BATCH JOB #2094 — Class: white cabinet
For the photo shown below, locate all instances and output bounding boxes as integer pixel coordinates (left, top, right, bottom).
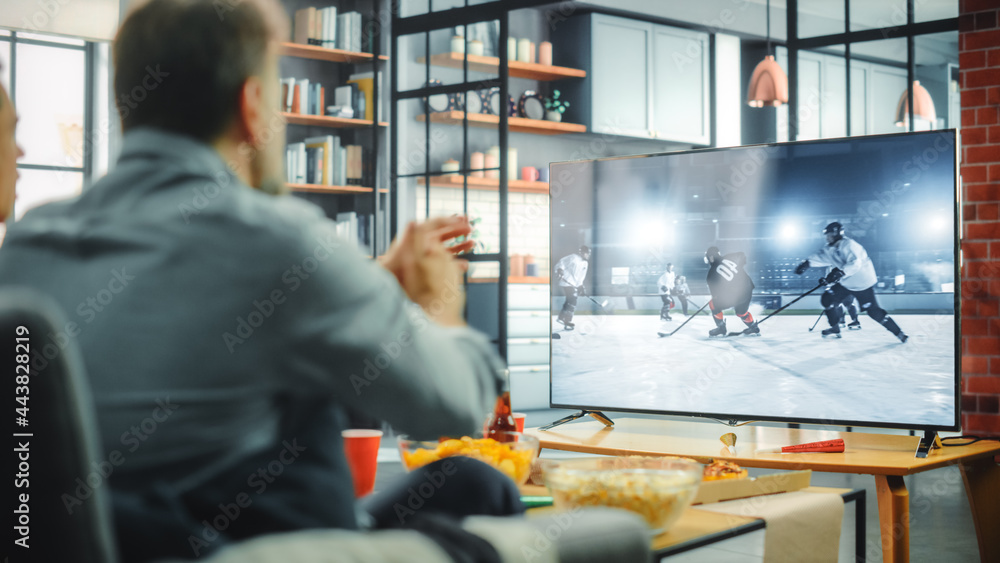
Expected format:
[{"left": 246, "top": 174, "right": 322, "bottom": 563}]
[
  {"left": 779, "top": 49, "right": 911, "bottom": 139},
  {"left": 554, "top": 14, "right": 711, "bottom": 145},
  {"left": 506, "top": 284, "right": 551, "bottom": 410},
  {"left": 466, "top": 283, "right": 552, "bottom": 410}
]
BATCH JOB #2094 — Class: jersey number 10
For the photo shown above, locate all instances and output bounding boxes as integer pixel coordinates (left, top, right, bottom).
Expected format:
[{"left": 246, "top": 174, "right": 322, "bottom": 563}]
[{"left": 717, "top": 259, "right": 739, "bottom": 281}]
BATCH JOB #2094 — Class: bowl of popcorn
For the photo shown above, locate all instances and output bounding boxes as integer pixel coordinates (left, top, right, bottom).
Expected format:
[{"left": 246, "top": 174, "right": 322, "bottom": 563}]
[
  {"left": 541, "top": 456, "right": 702, "bottom": 533},
  {"left": 397, "top": 432, "right": 540, "bottom": 485}
]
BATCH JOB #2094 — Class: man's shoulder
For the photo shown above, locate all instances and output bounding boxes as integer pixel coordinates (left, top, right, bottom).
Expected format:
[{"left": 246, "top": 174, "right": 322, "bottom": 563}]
[{"left": 838, "top": 237, "right": 864, "bottom": 252}]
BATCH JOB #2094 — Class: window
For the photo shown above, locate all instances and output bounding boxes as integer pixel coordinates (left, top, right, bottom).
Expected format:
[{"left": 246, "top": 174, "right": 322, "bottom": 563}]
[
  {"left": 786, "top": 2, "right": 958, "bottom": 140},
  {"left": 1, "top": 30, "right": 91, "bottom": 221}
]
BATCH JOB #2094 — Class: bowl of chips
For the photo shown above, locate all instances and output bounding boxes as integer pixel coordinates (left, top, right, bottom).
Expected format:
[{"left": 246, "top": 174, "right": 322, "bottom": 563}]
[
  {"left": 397, "top": 432, "right": 539, "bottom": 485},
  {"left": 541, "top": 456, "right": 702, "bottom": 533}
]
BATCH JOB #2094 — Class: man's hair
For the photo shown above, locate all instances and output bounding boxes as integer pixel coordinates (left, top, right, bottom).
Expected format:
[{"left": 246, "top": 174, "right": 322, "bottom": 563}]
[{"left": 113, "top": 0, "right": 287, "bottom": 142}]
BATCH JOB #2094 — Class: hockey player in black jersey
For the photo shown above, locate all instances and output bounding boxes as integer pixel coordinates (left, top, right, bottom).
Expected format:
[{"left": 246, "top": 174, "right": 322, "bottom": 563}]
[{"left": 704, "top": 246, "right": 760, "bottom": 337}]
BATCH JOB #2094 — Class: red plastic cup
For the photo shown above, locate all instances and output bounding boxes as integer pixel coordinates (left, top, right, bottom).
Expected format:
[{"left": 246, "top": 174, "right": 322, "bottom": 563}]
[
  {"left": 513, "top": 412, "right": 526, "bottom": 433},
  {"left": 342, "top": 429, "right": 383, "bottom": 498}
]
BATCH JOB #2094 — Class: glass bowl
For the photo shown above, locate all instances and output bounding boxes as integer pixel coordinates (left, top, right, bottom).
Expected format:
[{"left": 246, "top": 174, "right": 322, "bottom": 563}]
[
  {"left": 541, "top": 456, "right": 702, "bottom": 532},
  {"left": 397, "top": 432, "right": 540, "bottom": 485}
]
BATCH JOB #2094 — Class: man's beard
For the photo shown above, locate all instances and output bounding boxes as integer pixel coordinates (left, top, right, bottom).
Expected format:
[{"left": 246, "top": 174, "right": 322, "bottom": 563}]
[{"left": 249, "top": 147, "right": 288, "bottom": 196}]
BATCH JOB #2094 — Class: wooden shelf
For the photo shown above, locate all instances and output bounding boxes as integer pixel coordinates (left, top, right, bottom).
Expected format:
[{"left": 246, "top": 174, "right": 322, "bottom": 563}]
[
  {"left": 416, "top": 111, "right": 585, "bottom": 135},
  {"left": 469, "top": 276, "right": 550, "bottom": 284},
  {"left": 283, "top": 112, "right": 388, "bottom": 128},
  {"left": 288, "top": 183, "right": 373, "bottom": 194},
  {"left": 416, "top": 174, "right": 548, "bottom": 194},
  {"left": 280, "top": 42, "right": 387, "bottom": 63},
  {"left": 417, "top": 52, "right": 585, "bottom": 81}
]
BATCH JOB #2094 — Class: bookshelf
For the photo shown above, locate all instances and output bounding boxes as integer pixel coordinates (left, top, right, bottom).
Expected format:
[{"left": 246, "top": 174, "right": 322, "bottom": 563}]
[{"left": 280, "top": 0, "right": 387, "bottom": 255}]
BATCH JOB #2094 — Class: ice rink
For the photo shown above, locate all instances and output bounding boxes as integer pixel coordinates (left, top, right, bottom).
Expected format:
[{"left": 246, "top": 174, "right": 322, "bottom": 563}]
[{"left": 551, "top": 310, "right": 956, "bottom": 427}]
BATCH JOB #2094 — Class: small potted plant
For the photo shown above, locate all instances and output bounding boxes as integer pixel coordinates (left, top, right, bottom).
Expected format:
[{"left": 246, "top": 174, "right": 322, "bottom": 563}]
[{"left": 544, "top": 90, "right": 570, "bottom": 122}]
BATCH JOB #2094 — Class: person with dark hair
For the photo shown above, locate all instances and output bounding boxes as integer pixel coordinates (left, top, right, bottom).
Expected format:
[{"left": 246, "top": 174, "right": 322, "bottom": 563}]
[
  {"left": 0, "top": 1, "right": 520, "bottom": 560},
  {"left": 704, "top": 246, "right": 759, "bottom": 337},
  {"left": 657, "top": 263, "right": 675, "bottom": 321},
  {"left": 794, "top": 222, "right": 907, "bottom": 341},
  {"left": 554, "top": 245, "right": 591, "bottom": 330},
  {"left": 0, "top": 63, "right": 24, "bottom": 221}
]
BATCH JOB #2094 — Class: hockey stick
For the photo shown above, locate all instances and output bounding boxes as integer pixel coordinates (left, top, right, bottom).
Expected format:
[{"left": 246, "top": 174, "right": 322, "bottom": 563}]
[
  {"left": 658, "top": 300, "right": 711, "bottom": 337},
  {"left": 726, "top": 281, "right": 826, "bottom": 337},
  {"left": 556, "top": 272, "right": 611, "bottom": 312},
  {"left": 807, "top": 310, "right": 825, "bottom": 332}
]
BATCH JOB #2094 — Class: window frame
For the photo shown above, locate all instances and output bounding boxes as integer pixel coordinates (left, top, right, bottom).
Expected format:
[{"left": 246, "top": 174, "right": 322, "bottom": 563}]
[{"left": 1, "top": 30, "right": 94, "bottom": 217}]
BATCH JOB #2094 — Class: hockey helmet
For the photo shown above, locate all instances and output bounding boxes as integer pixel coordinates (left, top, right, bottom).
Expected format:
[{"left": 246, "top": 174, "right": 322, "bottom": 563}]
[
  {"left": 704, "top": 246, "right": 721, "bottom": 264},
  {"left": 823, "top": 222, "right": 844, "bottom": 244}
]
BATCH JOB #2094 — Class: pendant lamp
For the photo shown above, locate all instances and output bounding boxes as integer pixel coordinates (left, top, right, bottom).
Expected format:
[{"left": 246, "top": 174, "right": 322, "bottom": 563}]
[
  {"left": 894, "top": 81, "right": 937, "bottom": 128},
  {"left": 747, "top": 0, "right": 789, "bottom": 108}
]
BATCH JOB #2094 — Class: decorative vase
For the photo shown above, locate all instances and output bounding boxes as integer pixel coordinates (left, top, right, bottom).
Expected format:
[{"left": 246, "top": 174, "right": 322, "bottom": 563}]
[
  {"left": 539, "top": 41, "right": 553, "bottom": 66},
  {"left": 517, "top": 38, "right": 531, "bottom": 63},
  {"left": 470, "top": 152, "right": 485, "bottom": 178},
  {"left": 546, "top": 110, "right": 562, "bottom": 122}
]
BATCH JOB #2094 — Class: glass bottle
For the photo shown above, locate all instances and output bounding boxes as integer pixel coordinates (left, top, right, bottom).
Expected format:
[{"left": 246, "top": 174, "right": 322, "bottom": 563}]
[{"left": 486, "top": 370, "right": 516, "bottom": 442}]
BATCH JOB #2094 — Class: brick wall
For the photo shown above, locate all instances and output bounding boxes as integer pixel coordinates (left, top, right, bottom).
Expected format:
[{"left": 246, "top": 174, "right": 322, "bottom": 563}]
[{"left": 960, "top": 0, "right": 1000, "bottom": 434}]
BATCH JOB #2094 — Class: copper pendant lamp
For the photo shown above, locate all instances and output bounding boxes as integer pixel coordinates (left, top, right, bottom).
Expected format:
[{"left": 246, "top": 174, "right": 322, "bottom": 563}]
[
  {"left": 747, "top": 0, "right": 789, "bottom": 108},
  {"left": 894, "top": 80, "right": 937, "bottom": 127}
]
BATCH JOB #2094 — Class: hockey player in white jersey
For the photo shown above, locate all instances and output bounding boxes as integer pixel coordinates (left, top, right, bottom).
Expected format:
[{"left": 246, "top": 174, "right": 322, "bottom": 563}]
[
  {"left": 794, "top": 222, "right": 907, "bottom": 342},
  {"left": 555, "top": 245, "right": 591, "bottom": 330},
  {"left": 657, "top": 263, "right": 676, "bottom": 321}
]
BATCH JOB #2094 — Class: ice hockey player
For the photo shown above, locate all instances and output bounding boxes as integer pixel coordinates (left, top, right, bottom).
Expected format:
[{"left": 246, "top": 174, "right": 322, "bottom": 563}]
[
  {"left": 657, "top": 263, "right": 676, "bottom": 321},
  {"left": 673, "top": 275, "right": 691, "bottom": 315},
  {"left": 555, "top": 245, "right": 591, "bottom": 330},
  {"left": 794, "top": 222, "right": 907, "bottom": 342},
  {"left": 704, "top": 246, "right": 759, "bottom": 337}
]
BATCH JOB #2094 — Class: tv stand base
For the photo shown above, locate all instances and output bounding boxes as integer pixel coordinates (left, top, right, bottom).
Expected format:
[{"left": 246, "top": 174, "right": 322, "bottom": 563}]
[
  {"left": 915, "top": 429, "right": 941, "bottom": 458},
  {"left": 539, "top": 410, "right": 614, "bottom": 431}
]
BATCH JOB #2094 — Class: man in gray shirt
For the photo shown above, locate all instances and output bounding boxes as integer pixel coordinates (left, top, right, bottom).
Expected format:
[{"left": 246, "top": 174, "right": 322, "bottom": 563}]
[{"left": 0, "top": 0, "right": 513, "bottom": 559}]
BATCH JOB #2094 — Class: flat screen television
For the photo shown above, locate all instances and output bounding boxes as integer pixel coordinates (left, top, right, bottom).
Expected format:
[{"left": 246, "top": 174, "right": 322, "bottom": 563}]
[{"left": 549, "top": 130, "right": 960, "bottom": 431}]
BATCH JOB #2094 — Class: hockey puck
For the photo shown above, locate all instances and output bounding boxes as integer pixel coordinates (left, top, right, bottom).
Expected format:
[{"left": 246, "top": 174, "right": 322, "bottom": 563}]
[{"left": 551, "top": 333, "right": 561, "bottom": 339}]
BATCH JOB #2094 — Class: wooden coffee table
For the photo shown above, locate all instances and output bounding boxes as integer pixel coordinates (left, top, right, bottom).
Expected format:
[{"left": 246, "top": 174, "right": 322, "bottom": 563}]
[
  {"left": 525, "top": 417, "right": 1000, "bottom": 563},
  {"left": 522, "top": 483, "right": 864, "bottom": 559}
]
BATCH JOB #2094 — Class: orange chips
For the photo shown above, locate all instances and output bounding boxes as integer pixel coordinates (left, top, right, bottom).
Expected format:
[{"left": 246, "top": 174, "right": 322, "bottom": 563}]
[{"left": 401, "top": 436, "right": 534, "bottom": 483}]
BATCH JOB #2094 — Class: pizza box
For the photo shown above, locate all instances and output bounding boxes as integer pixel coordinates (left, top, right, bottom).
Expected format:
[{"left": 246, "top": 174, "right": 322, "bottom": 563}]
[{"left": 693, "top": 469, "right": 812, "bottom": 505}]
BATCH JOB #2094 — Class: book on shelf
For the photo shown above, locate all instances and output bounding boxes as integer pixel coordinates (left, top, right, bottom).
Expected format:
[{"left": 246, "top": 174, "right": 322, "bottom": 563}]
[
  {"left": 335, "top": 11, "right": 362, "bottom": 52},
  {"left": 286, "top": 142, "right": 307, "bottom": 184},
  {"left": 280, "top": 77, "right": 327, "bottom": 116},
  {"left": 347, "top": 71, "right": 382, "bottom": 121},
  {"left": 293, "top": 7, "right": 314, "bottom": 45},
  {"left": 285, "top": 137, "right": 367, "bottom": 188},
  {"left": 293, "top": 6, "right": 341, "bottom": 48}
]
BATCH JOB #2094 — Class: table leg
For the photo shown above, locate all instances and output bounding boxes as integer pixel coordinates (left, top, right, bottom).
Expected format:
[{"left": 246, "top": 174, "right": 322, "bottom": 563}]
[
  {"left": 960, "top": 457, "right": 1000, "bottom": 563},
  {"left": 875, "top": 475, "right": 908, "bottom": 563}
]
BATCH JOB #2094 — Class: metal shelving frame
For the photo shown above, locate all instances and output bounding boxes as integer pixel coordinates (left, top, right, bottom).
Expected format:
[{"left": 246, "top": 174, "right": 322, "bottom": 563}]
[{"left": 391, "top": 0, "right": 558, "bottom": 360}]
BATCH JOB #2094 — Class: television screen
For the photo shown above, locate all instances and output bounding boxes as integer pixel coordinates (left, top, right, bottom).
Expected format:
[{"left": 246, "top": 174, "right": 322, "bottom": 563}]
[{"left": 549, "top": 131, "right": 960, "bottom": 430}]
